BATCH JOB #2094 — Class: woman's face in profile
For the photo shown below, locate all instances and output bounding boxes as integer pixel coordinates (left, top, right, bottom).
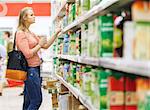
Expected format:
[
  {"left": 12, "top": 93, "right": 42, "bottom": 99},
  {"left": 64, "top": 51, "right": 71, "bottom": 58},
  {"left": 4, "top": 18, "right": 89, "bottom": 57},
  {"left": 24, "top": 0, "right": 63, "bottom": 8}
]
[{"left": 25, "top": 9, "right": 35, "bottom": 24}]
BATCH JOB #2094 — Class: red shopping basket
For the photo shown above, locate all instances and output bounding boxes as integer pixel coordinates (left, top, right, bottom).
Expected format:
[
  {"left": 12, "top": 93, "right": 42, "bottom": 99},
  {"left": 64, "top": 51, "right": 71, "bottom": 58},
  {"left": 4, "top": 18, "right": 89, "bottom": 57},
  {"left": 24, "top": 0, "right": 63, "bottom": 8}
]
[{"left": 7, "top": 79, "right": 24, "bottom": 87}]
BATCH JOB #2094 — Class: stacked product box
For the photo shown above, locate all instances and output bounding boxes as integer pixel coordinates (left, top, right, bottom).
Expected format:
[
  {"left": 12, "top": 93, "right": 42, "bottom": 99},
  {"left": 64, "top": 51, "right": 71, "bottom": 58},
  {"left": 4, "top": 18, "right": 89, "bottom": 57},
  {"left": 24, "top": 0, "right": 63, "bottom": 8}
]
[
  {"left": 99, "top": 15, "right": 114, "bottom": 57},
  {"left": 108, "top": 72, "right": 125, "bottom": 110},
  {"left": 125, "top": 75, "right": 137, "bottom": 110}
]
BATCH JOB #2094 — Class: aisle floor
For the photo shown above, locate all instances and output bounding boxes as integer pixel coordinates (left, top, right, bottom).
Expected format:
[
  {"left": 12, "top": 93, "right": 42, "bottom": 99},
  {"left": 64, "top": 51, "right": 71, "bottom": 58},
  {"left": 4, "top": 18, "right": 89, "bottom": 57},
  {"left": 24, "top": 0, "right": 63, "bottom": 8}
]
[{"left": 0, "top": 87, "right": 52, "bottom": 110}]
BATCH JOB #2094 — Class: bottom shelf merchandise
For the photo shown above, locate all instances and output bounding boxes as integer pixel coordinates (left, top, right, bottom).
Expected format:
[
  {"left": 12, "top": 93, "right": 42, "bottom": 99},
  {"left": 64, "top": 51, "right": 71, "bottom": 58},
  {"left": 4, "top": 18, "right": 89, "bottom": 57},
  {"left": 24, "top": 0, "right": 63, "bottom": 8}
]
[{"left": 53, "top": 58, "right": 150, "bottom": 110}]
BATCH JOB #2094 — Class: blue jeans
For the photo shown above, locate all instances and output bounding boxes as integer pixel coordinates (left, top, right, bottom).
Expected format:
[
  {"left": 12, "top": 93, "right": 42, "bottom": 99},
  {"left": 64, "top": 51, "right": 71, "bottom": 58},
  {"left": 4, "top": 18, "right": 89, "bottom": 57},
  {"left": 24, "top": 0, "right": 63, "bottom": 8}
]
[{"left": 23, "top": 66, "right": 42, "bottom": 110}]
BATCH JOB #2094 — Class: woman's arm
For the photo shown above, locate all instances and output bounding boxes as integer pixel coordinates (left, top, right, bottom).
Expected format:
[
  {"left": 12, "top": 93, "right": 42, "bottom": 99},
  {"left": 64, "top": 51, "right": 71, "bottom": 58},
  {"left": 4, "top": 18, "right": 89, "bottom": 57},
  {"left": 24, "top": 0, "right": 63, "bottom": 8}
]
[
  {"left": 17, "top": 31, "right": 46, "bottom": 58},
  {"left": 41, "top": 29, "right": 61, "bottom": 49},
  {"left": 31, "top": 44, "right": 42, "bottom": 55}
]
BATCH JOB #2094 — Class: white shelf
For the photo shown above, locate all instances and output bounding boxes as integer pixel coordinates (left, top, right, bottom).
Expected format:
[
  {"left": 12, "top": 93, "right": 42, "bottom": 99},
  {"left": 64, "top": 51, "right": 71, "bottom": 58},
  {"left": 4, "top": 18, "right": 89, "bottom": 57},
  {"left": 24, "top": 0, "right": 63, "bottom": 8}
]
[
  {"left": 56, "top": 55, "right": 150, "bottom": 77},
  {"left": 61, "top": 0, "right": 133, "bottom": 34},
  {"left": 78, "top": 93, "right": 97, "bottom": 110},
  {"left": 52, "top": 1, "right": 67, "bottom": 22},
  {"left": 55, "top": 74, "right": 97, "bottom": 110},
  {"left": 99, "top": 58, "right": 150, "bottom": 77},
  {"left": 55, "top": 74, "right": 78, "bottom": 98},
  {"left": 57, "top": 54, "right": 78, "bottom": 62},
  {"left": 78, "top": 56, "right": 100, "bottom": 66},
  {"left": 52, "top": 0, "right": 75, "bottom": 22}
]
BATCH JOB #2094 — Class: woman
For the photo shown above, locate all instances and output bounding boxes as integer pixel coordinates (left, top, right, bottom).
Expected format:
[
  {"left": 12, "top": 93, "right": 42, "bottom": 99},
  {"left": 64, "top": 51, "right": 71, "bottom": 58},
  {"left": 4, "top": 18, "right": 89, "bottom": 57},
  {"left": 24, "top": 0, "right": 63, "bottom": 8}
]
[{"left": 16, "top": 7, "right": 61, "bottom": 110}]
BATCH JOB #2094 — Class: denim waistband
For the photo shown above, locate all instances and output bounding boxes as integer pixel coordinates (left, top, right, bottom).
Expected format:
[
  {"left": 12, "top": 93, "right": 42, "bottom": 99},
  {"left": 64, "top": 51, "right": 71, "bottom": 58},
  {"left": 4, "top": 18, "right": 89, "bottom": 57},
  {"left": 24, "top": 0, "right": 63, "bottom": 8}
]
[
  {"left": 28, "top": 66, "right": 40, "bottom": 69},
  {"left": 27, "top": 66, "right": 40, "bottom": 77}
]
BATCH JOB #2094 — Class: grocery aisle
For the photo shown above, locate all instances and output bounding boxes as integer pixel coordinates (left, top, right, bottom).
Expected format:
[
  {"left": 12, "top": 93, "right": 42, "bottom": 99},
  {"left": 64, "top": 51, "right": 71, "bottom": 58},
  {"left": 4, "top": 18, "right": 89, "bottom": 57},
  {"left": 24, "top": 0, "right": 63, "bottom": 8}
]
[
  {"left": 0, "top": 87, "right": 52, "bottom": 110},
  {"left": 1, "top": 0, "right": 150, "bottom": 110},
  {"left": 50, "top": 0, "right": 150, "bottom": 110}
]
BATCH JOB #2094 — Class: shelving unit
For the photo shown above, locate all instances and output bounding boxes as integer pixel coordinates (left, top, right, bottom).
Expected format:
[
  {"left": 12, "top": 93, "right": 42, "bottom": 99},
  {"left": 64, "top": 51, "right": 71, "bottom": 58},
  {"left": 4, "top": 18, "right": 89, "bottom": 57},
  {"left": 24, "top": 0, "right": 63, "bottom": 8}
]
[
  {"left": 55, "top": 74, "right": 97, "bottom": 110},
  {"left": 52, "top": 1, "right": 67, "bottom": 21},
  {"left": 55, "top": 74, "right": 78, "bottom": 98},
  {"left": 56, "top": 55, "right": 150, "bottom": 77},
  {"left": 52, "top": 0, "right": 150, "bottom": 77},
  {"left": 52, "top": 0, "right": 75, "bottom": 22},
  {"left": 51, "top": 0, "right": 150, "bottom": 110},
  {"left": 61, "top": 0, "right": 134, "bottom": 34}
]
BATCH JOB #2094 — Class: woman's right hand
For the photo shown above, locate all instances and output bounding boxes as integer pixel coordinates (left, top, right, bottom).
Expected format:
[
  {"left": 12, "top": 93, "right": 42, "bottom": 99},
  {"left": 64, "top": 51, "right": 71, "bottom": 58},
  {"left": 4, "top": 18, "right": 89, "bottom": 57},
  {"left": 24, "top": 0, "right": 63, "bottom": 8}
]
[
  {"left": 39, "top": 37, "right": 47, "bottom": 47},
  {"left": 56, "top": 28, "right": 61, "bottom": 35}
]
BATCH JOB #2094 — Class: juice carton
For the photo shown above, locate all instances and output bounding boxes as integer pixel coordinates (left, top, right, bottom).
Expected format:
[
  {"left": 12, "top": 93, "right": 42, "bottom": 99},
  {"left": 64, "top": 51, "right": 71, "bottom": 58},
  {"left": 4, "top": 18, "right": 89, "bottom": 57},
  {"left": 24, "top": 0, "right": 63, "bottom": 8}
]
[
  {"left": 99, "top": 15, "right": 114, "bottom": 57},
  {"left": 108, "top": 72, "right": 125, "bottom": 110},
  {"left": 98, "top": 69, "right": 111, "bottom": 110},
  {"left": 132, "top": 1, "right": 150, "bottom": 22},
  {"left": 91, "top": 68, "right": 100, "bottom": 109},
  {"left": 88, "top": 18, "right": 99, "bottom": 57},
  {"left": 81, "top": 0, "right": 90, "bottom": 15},
  {"left": 125, "top": 75, "right": 137, "bottom": 110},
  {"left": 133, "top": 23, "right": 150, "bottom": 60},
  {"left": 136, "top": 77, "right": 150, "bottom": 110},
  {"left": 123, "top": 21, "right": 135, "bottom": 59},
  {"left": 81, "top": 24, "right": 88, "bottom": 56}
]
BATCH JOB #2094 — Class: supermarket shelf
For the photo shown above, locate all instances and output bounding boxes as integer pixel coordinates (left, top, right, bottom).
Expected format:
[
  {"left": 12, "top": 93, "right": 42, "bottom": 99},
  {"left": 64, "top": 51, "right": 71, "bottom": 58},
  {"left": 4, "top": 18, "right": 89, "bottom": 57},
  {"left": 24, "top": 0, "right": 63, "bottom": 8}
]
[
  {"left": 55, "top": 74, "right": 97, "bottom": 110},
  {"left": 57, "top": 55, "right": 99, "bottom": 66},
  {"left": 55, "top": 74, "right": 78, "bottom": 98},
  {"left": 62, "top": 0, "right": 133, "bottom": 33},
  {"left": 56, "top": 55, "right": 150, "bottom": 77},
  {"left": 52, "top": 0, "right": 75, "bottom": 22},
  {"left": 99, "top": 58, "right": 150, "bottom": 77},
  {"left": 57, "top": 54, "right": 78, "bottom": 62},
  {"left": 52, "top": 1, "right": 67, "bottom": 22},
  {"left": 78, "top": 56, "right": 100, "bottom": 66},
  {"left": 78, "top": 94, "right": 97, "bottom": 110}
]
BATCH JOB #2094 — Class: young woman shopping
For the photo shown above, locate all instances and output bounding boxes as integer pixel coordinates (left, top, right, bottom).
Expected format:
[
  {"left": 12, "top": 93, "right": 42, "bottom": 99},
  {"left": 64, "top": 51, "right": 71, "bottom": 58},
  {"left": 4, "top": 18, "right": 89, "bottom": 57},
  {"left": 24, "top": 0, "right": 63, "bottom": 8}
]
[{"left": 16, "top": 7, "right": 61, "bottom": 110}]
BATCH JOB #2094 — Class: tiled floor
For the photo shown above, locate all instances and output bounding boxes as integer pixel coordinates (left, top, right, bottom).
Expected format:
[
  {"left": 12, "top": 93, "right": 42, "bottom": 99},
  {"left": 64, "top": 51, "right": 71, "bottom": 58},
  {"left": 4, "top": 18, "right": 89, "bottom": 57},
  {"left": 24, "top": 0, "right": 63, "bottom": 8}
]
[{"left": 0, "top": 87, "right": 52, "bottom": 110}]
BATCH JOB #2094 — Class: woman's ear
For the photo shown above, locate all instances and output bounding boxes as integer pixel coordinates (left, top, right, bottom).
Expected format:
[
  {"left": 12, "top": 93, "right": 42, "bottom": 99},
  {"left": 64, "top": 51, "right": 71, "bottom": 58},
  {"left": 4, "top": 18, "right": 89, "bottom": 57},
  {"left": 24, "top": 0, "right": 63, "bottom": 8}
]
[{"left": 23, "top": 15, "right": 27, "bottom": 21}]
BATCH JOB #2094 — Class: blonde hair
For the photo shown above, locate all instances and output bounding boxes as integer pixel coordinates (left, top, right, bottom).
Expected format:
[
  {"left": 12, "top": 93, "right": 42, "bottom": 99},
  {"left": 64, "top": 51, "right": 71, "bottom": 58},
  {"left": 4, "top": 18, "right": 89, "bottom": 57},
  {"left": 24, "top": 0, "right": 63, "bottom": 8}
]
[{"left": 17, "top": 7, "right": 33, "bottom": 31}]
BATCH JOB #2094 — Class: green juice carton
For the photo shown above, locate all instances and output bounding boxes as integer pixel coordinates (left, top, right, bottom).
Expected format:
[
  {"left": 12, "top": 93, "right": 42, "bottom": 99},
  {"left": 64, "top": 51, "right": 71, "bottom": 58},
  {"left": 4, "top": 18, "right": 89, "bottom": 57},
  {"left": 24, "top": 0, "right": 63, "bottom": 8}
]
[
  {"left": 81, "top": 0, "right": 90, "bottom": 15},
  {"left": 81, "top": 24, "right": 88, "bottom": 56},
  {"left": 75, "top": 30, "right": 81, "bottom": 55},
  {"left": 99, "top": 15, "right": 114, "bottom": 57},
  {"left": 82, "top": 66, "right": 92, "bottom": 101},
  {"left": 88, "top": 18, "right": 99, "bottom": 57},
  {"left": 80, "top": 65, "right": 85, "bottom": 93},
  {"left": 68, "top": 4, "right": 72, "bottom": 24},
  {"left": 146, "top": 92, "right": 150, "bottom": 110},
  {"left": 69, "top": 33, "right": 76, "bottom": 55},
  {"left": 91, "top": 68, "right": 100, "bottom": 109},
  {"left": 71, "top": 64, "right": 76, "bottom": 86},
  {"left": 76, "top": 64, "right": 82, "bottom": 89},
  {"left": 71, "top": 3, "right": 76, "bottom": 22},
  {"left": 98, "top": 69, "right": 112, "bottom": 110}
]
